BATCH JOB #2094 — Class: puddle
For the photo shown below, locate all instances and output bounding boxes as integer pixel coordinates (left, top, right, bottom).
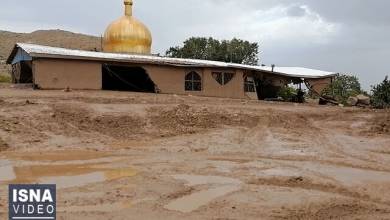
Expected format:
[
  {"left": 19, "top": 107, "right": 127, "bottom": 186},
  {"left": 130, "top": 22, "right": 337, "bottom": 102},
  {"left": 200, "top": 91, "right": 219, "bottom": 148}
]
[
  {"left": 165, "top": 175, "right": 242, "bottom": 213},
  {"left": 21, "top": 156, "right": 127, "bottom": 166},
  {"left": 41, "top": 172, "right": 106, "bottom": 189},
  {"left": 1, "top": 163, "right": 136, "bottom": 189},
  {"left": 255, "top": 163, "right": 390, "bottom": 186},
  {"left": 165, "top": 185, "right": 240, "bottom": 213},
  {"left": 305, "top": 164, "right": 390, "bottom": 185},
  {"left": 4, "top": 150, "right": 113, "bottom": 162},
  {"left": 41, "top": 168, "right": 136, "bottom": 189},
  {"left": 258, "top": 167, "right": 302, "bottom": 177},
  {"left": 0, "top": 150, "right": 135, "bottom": 188}
]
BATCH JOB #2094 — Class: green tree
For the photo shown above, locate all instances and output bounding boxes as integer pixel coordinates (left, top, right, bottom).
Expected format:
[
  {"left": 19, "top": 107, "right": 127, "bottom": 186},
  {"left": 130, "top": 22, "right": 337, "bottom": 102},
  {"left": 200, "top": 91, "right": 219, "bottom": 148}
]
[
  {"left": 371, "top": 76, "right": 390, "bottom": 109},
  {"left": 165, "top": 37, "right": 259, "bottom": 65},
  {"left": 322, "top": 74, "right": 362, "bottom": 104}
]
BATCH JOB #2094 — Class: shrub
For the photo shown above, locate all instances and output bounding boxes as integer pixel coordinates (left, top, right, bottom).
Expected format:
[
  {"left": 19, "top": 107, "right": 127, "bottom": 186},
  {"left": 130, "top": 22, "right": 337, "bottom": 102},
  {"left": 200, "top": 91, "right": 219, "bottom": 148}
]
[
  {"left": 322, "top": 74, "right": 362, "bottom": 104},
  {"left": 0, "top": 74, "right": 11, "bottom": 83},
  {"left": 278, "top": 86, "right": 305, "bottom": 102},
  {"left": 371, "top": 76, "right": 390, "bottom": 109}
]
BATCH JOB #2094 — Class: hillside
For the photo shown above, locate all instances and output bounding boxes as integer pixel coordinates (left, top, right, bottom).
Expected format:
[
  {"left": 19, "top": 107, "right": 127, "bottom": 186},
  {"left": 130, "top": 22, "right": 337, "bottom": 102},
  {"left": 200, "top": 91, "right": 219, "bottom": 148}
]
[{"left": 0, "top": 29, "right": 101, "bottom": 75}]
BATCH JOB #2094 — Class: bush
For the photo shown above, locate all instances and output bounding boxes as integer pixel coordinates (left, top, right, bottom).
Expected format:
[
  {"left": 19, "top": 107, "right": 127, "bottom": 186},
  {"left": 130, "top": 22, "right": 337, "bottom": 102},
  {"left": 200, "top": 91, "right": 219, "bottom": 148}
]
[
  {"left": 371, "top": 76, "right": 390, "bottom": 109},
  {"left": 278, "top": 86, "right": 297, "bottom": 101},
  {"left": 0, "top": 74, "right": 11, "bottom": 83},
  {"left": 322, "top": 74, "right": 362, "bottom": 104},
  {"left": 278, "top": 86, "right": 305, "bottom": 102}
]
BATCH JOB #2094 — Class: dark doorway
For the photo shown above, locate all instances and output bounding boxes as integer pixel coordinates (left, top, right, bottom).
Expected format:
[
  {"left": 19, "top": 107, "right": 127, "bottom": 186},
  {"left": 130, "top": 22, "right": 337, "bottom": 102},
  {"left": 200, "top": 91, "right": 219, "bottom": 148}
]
[
  {"left": 11, "top": 61, "right": 33, "bottom": 84},
  {"left": 255, "top": 78, "right": 280, "bottom": 100},
  {"left": 102, "top": 65, "right": 156, "bottom": 93}
]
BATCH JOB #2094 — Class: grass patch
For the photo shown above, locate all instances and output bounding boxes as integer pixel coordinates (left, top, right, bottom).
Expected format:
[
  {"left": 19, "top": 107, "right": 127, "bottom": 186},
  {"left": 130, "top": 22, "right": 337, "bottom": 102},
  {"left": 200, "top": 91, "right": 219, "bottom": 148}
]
[{"left": 0, "top": 74, "right": 11, "bottom": 83}]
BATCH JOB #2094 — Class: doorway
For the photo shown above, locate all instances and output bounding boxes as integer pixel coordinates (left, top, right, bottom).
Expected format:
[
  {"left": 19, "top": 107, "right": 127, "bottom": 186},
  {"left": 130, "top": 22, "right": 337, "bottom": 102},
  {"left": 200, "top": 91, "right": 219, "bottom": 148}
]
[
  {"left": 255, "top": 78, "right": 280, "bottom": 100},
  {"left": 102, "top": 64, "right": 156, "bottom": 93},
  {"left": 11, "top": 61, "right": 33, "bottom": 83}
]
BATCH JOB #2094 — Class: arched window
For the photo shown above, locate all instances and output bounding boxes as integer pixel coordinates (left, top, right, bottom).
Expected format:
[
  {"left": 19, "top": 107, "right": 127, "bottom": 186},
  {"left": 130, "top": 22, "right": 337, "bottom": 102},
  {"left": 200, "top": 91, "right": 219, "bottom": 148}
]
[
  {"left": 212, "top": 72, "right": 235, "bottom": 85},
  {"left": 185, "top": 71, "right": 202, "bottom": 91}
]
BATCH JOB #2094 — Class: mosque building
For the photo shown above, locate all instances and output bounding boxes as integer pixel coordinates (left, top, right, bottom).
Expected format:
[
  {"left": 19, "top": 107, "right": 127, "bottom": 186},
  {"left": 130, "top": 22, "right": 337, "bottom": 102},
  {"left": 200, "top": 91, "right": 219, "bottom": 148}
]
[{"left": 6, "top": 0, "right": 335, "bottom": 100}]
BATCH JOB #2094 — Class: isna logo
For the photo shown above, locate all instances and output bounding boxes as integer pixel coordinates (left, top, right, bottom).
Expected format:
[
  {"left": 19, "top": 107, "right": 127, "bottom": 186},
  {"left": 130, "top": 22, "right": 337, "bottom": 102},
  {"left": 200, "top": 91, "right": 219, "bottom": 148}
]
[{"left": 9, "top": 184, "right": 56, "bottom": 220}]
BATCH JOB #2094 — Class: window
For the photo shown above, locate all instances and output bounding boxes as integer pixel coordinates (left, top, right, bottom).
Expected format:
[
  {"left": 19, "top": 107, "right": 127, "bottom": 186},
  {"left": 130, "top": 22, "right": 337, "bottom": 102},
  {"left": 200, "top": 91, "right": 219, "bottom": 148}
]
[
  {"left": 212, "top": 72, "right": 235, "bottom": 85},
  {"left": 244, "top": 76, "right": 256, "bottom": 92},
  {"left": 185, "top": 71, "right": 202, "bottom": 91}
]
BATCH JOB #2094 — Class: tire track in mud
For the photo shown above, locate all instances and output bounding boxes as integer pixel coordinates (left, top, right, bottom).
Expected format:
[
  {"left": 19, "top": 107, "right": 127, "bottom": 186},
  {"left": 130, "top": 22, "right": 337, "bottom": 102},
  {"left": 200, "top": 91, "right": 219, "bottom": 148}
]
[
  {"left": 247, "top": 176, "right": 390, "bottom": 207},
  {"left": 274, "top": 200, "right": 390, "bottom": 220},
  {"left": 207, "top": 116, "right": 390, "bottom": 173},
  {"left": 210, "top": 154, "right": 390, "bottom": 174},
  {"left": 224, "top": 112, "right": 318, "bottom": 156},
  {"left": 207, "top": 153, "right": 390, "bottom": 208},
  {"left": 304, "top": 112, "right": 390, "bottom": 173}
]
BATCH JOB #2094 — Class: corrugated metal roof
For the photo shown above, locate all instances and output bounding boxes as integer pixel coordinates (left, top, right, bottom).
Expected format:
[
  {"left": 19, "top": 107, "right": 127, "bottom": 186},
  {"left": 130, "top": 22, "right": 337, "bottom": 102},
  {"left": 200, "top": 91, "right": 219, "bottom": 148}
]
[{"left": 9, "top": 43, "right": 337, "bottom": 79}]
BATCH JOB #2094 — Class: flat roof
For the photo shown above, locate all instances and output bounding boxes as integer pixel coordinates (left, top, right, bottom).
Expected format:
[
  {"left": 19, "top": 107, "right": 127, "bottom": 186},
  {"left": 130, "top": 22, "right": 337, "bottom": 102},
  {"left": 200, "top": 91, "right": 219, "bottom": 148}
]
[{"left": 7, "top": 43, "right": 337, "bottom": 79}]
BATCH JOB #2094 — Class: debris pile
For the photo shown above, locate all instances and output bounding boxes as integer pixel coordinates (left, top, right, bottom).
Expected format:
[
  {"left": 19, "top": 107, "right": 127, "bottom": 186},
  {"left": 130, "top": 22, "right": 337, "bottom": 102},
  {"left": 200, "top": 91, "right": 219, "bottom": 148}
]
[
  {"left": 150, "top": 104, "right": 259, "bottom": 136},
  {"left": 46, "top": 104, "right": 146, "bottom": 139},
  {"left": 347, "top": 94, "right": 371, "bottom": 107}
]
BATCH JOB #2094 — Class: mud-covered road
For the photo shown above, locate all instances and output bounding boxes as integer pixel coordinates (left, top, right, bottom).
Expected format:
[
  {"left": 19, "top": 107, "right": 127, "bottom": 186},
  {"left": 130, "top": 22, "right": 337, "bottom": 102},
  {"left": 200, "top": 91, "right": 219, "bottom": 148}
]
[{"left": 0, "top": 87, "right": 390, "bottom": 219}]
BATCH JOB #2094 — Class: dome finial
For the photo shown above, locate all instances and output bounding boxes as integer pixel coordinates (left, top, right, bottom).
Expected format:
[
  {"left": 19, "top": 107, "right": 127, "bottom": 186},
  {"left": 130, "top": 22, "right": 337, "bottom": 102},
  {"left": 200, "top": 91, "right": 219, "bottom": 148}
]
[
  {"left": 124, "top": 0, "right": 133, "bottom": 17},
  {"left": 103, "top": 0, "right": 152, "bottom": 54}
]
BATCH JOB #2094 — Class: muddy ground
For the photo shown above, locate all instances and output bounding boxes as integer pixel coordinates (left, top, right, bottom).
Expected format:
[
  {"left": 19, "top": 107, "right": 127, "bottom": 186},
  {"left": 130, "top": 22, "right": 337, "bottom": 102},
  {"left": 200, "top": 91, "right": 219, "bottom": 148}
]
[{"left": 0, "top": 87, "right": 390, "bottom": 219}]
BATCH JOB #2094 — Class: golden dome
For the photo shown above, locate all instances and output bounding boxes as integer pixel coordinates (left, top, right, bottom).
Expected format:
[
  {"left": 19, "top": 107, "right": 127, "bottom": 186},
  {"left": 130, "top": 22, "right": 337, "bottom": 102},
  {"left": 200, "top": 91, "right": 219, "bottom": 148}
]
[{"left": 103, "top": 0, "right": 152, "bottom": 54}]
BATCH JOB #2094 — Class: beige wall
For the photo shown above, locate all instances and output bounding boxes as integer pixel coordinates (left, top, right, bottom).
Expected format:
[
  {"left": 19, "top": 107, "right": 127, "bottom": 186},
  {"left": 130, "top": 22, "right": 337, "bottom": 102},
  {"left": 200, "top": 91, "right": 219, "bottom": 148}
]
[
  {"left": 142, "top": 65, "right": 201, "bottom": 95},
  {"left": 32, "top": 59, "right": 250, "bottom": 99},
  {"left": 203, "top": 68, "right": 245, "bottom": 99},
  {"left": 33, "top": 59, "right": 102, "bottom": 90},
  {"left": 144, "top": 65, "right": 248, "bottom": 99}
]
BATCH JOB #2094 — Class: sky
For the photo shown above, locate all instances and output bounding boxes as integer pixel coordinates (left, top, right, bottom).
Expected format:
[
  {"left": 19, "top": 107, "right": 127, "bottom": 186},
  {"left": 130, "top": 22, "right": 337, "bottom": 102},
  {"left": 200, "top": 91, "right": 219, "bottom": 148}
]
[{"left": 0, "top": 0, "right": 389, "bottom": 90}]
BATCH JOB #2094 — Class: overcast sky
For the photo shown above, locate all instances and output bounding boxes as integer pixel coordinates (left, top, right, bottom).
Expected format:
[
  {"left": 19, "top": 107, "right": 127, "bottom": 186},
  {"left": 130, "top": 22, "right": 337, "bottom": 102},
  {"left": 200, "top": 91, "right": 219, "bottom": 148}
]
[{"left": 1, "top": 0, "right": 389, "bottom": 90}]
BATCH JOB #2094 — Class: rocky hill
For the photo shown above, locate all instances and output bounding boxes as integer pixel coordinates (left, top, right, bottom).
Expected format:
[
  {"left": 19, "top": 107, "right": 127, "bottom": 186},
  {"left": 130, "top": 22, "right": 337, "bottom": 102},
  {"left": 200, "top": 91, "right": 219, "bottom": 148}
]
[{"left": 0, "top": 29, "right": 101, "bottom": 76}]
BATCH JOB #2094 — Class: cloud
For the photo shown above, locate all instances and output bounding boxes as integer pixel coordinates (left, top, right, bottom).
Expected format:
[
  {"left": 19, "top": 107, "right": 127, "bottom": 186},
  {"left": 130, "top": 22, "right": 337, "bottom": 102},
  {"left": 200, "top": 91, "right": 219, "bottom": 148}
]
[
  {"left": 233, "top": 4, "right": 339, "bottom": 44},
  {"left": 143, "top": 1, "right": 339, "bottom": 52},
  {"left": 286, "top": 5, "right": 306, "bottom": 17}
]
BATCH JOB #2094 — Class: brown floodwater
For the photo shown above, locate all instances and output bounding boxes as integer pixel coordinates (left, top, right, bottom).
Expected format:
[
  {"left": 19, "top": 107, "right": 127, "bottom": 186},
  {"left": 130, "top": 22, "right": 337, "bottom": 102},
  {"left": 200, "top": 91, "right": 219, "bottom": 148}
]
[
  {"left": 3, "top": 150, "right": 114, "bottom": 161},
  {"left": 1, "top": 163, "right": 136, "bottom": 188},
  {"left": 0, "top": 150, "right": 136, "bottom": 189}
]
